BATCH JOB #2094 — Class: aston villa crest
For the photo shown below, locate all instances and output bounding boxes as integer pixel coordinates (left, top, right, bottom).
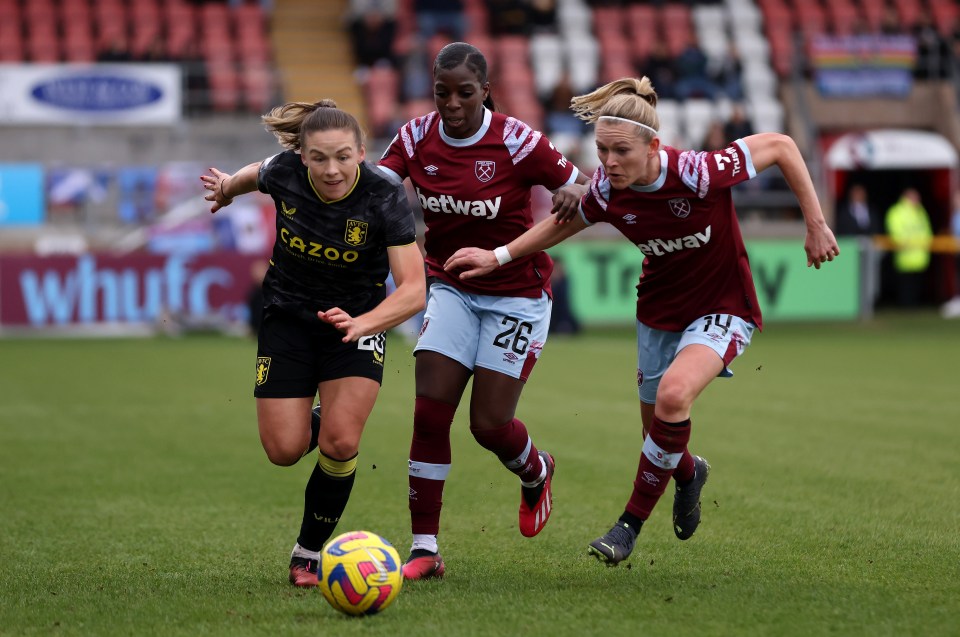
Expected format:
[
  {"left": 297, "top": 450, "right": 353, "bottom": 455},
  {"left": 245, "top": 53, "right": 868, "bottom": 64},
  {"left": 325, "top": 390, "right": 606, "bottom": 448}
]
[
  {"left": 668, "top": 198, "right": 691, "bottom": 218},
  {"left": 345, "top": 219, "right": 368, "bottom": 246},
  {"left": 475, "top": 160, "right": 495, "bottom": 183}
]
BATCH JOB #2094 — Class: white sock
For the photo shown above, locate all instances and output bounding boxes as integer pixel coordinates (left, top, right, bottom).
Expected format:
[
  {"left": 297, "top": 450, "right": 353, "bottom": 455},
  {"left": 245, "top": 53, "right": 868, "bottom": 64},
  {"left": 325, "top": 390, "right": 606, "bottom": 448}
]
[
  {"left": 520, "top": 461, "right": 547, "bottom": 488},
  {"left": 291, "top": 543, "right": 321, "bottom": 561},
  {"left": 410, "top": 534, "right": 438, "bottom": 555}
]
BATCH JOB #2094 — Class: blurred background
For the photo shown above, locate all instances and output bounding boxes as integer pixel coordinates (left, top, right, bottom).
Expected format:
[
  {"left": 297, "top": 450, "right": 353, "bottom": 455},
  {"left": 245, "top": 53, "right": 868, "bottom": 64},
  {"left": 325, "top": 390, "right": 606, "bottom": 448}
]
[{"left": 1, "top": 0, "right": 959, "bottom": 337}]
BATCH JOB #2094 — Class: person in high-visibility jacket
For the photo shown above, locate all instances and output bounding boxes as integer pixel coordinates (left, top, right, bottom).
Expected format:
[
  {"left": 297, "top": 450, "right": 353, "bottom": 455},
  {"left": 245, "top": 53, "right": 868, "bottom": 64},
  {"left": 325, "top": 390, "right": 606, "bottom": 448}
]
[{"left": 885, "top": 188, "right": 933, "bottom": 306}]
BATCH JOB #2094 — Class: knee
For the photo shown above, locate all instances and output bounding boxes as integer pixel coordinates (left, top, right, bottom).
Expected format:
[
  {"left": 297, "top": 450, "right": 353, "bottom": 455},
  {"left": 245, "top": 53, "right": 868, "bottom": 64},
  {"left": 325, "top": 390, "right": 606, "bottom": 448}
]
[
  {"left": 655, "top": 378, "right": 695, "bottom": 416},
  {"left": 261, "top": 440, "right": 302, "bottom": 467},
  {"left": 321, "top": 435, "right": 360, "bottom": 461}
]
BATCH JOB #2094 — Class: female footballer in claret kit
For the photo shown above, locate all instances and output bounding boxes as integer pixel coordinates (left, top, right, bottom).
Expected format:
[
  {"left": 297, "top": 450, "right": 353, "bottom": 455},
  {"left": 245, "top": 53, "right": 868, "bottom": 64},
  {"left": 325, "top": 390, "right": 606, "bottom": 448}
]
[{"left": 445, "top": 77, "right": 839, "bottom": 566}]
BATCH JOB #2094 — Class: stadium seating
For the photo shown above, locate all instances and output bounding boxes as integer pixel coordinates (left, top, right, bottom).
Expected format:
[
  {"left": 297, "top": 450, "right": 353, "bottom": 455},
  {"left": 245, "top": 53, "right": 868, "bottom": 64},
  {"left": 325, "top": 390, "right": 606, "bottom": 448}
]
[{"left": 0, "top": 0, "right": 275, "bottom": 114}]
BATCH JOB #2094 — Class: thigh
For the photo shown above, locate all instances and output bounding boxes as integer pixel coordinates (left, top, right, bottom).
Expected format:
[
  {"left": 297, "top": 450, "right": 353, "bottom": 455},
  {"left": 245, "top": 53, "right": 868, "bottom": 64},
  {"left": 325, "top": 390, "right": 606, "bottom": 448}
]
[
  {"left": 475, "top": 291, "right": 551, "bottom": 381},
  {"left": 414, "top": 282, "right": 482, "bottom": 371},
  {"left": 254, "top": 308, "right": 324, "bottom": 399},
  {"left": 469, "top": 366, "right": 525, "bottom": 429},
  {"left": 636, "top": 320, "right": 683, "bottom": 405},
  {"left": 257, "top": 396, "right": 313, "bottom": 465},
  {"left": 316, "top": 377, "right": 381, "bottom": 458},
  {"left": 414, "top": 350, "right": 472, "bottom": 405}
]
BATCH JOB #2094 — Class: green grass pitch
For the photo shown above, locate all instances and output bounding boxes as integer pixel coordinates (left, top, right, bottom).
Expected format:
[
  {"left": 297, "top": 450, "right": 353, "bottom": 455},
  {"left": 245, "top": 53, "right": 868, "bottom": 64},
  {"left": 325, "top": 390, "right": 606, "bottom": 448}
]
[{"left": 1, "top": 312, "right": 958, "bottom": 636}]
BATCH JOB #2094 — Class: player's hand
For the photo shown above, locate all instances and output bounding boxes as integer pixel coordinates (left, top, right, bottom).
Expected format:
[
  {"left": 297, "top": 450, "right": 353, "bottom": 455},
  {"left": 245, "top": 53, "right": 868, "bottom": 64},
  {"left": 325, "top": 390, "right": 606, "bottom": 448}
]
[
  {"left": 550, "top": 183, "right": 587, "bottom": 224},
  {"left": 318, "top": 307, "right": 365, "bottom": 342},
  {"left": 200, "top": 167, "right": 234, "bottom": 213},
  {"left": 444, "top": 247, "right": 498, "bottom": 280},
  {"left": 805, "top": 224, "right": 840, "bottom": 269}
]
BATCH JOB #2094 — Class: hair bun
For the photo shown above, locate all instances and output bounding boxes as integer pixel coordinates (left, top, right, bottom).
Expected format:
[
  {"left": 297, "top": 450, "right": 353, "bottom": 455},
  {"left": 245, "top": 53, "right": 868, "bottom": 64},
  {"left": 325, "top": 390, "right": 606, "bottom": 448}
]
[{"left": 314, "top": 98, "right": 338, "bottom": 109}]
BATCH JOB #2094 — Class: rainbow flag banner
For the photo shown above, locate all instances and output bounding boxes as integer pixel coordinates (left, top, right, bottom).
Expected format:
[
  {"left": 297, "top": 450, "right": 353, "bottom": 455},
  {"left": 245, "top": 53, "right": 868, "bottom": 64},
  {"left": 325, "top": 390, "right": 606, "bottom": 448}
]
[{"left": 811, "top": 34, "right": 917, "bottom": 97}]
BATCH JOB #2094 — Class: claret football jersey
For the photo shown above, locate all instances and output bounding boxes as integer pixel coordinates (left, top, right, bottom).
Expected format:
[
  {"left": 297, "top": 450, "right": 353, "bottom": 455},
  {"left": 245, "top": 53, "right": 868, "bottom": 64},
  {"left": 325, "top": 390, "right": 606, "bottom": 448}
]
[
  {"left": 579, "top": 140, "right": 763, "bottom": 332},
  {"left": 257, "top": 151, "right": 417, "bottom": 322},
  {"left": 378, "top": 107, "right": 578, "bottom": 298}
]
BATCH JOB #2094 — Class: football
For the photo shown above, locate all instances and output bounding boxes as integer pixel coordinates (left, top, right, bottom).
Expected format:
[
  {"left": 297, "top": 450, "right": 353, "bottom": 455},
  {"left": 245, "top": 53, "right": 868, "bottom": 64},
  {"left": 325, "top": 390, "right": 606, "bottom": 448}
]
[{"left": 318, "top": 530, "right": 403, "bottom": 616}]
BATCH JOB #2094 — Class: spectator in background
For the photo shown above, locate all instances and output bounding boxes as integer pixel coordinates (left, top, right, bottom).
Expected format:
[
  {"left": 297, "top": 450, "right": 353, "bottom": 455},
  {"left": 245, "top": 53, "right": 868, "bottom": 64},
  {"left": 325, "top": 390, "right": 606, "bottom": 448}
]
[
  {"left": 638, "top": 42, "right": 677, "bottom": 100},
  {"left": 528, "top": 0, "right": 559, "bottom": 35},
  {"left": 247, "top": 259, "right": 269, "bottom": 336},
  {"left": 487, "top": 0, "right": 529, "bottom": 36},
  {"left": 701, "top": 120, "right": 726, "bottom": 150},
  {"left": 723, "top": 103, "right": 754, "bottom": 143},
  {"left": 673, "top": 39, "right": 718, "bottom": 100},
  {"left": 835, "top": 184, "right": 878, "bottom": 237},
  {"left": 945, "top": 190, "right": 960, "bottom": 315},
  {"left": 414, "top": 0, "right": 465, "bottom": 42},
  {"left": 98, "top": 35, "right": 132, "bottom": 62},
  {"left": 711, "top": 42, "right": 744, "bottom": 101},
  {"left": 548, "top": 257, "right": 581, "bottom": 336},
  {"left": 347, "top": 0, "right": 398, "bottom": 73},
  {"left": 885, "top": 188, "right": 933, "bottom": 307},
  {"left": 913, "top": 9, "right": 950, "bottom": 79}
]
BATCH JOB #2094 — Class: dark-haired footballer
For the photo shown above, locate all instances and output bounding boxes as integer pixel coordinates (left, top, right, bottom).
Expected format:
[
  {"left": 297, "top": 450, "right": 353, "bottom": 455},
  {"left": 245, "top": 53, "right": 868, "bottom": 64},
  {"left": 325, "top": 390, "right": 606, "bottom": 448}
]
[{"left": 377, "top": 41, "right": 591, "bottom": 580}]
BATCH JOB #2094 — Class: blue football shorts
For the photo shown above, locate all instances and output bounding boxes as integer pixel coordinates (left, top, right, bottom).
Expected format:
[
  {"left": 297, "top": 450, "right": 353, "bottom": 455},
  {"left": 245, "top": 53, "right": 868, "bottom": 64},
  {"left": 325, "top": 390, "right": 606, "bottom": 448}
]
[
  {"left": 636, "top": 313, "right": 755, "bottom": 404},
  {"left": 414, "top": 281, "right": 551, "bottom": 381}
]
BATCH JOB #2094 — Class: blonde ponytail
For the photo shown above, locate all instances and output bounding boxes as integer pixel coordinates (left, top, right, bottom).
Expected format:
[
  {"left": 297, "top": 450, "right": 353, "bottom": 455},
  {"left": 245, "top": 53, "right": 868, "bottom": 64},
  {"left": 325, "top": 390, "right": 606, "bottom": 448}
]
[{"left": 570, "top": 77, "right": 659, "bottom": 138}]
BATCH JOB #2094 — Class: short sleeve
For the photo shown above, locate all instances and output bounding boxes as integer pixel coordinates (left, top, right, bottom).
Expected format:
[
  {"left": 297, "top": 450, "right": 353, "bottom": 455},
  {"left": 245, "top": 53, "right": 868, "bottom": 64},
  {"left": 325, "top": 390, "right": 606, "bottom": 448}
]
[
  {"left": 382, "top": 183, "right": 417, "bottom": 247},
  {"left": 520, "top": 135, "right": 578, "bottom": 190},
  {"left": 377, "top": 134, "right": 409, "bottom": 184},
  {"left": 678, "top": 140, "right": 756, "bottom": 199},
  {"left": 256, "top": 153, "right": 281, "bottom": 194},
  {"left": 578, "top": 166, "right": 609, "bottom": 225}
]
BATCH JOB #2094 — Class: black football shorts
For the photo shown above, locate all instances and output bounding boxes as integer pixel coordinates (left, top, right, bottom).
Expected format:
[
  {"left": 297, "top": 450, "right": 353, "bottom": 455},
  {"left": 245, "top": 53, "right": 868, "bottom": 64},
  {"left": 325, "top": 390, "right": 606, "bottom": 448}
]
[{"left": 254, "top": 306, "right": 386, "bottom": 398}]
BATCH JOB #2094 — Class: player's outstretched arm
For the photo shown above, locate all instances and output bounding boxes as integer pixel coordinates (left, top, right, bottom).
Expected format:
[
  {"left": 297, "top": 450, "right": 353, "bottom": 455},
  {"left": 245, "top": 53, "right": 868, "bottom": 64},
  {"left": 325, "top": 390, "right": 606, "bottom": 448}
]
[
  {"left": 319, "top": 242, "right": 426, "bottom": 342},
  {"left": 200, "top": 161, "right": 261, "bottom": 213},
  {"left": 444, "top": 213, "right": 588, "bottom": 279},
  {"left": 551, "top": 171, "right": 591, "bottom": 224},
  {"left": 742, "top": 133, "right": 840, "bottom": 269}
]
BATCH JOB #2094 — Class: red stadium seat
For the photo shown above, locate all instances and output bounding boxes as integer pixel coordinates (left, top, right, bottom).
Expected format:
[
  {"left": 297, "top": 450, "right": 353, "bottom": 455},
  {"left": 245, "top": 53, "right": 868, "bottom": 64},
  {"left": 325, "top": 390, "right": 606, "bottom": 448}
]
[
  {"left": 208, "top": 67, "right": 240, "bottom": 112},
  {"left": 891, "top": 0, "right": 921, "bottom": 28},
  {"left": 241, "top": 61, "right": 275, "bottom": 114},
  {"left": 859, "top": 0, "right": 885, "bottom": 31},
  {"left": 827, "top": 1, "right": 860, "bottom": 36},
  {"left": 930, "top": 2, "right": 959, "bottom": 36},
  {"left": 364, "top": 66, "right": 401, "bottom": 137},
  {"left": 794, "top": 2, "right": 827, "bottom": 37},
  {"left": 0, "top": 23, "right": 23, "bottom": 62}
]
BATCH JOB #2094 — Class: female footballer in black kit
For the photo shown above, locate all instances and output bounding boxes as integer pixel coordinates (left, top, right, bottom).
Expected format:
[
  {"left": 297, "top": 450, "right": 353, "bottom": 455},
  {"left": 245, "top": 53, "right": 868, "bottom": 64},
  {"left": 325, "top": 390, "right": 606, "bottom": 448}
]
[{"left": 200, "top": 99, "right": 425, "bottom": 587}]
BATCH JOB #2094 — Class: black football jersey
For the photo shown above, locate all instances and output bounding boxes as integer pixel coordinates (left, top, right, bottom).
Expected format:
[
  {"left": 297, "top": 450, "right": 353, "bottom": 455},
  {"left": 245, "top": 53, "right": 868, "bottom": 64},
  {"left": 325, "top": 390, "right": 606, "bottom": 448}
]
[{"left": 257, "top": 151, "right": 417, "bottom": 322}]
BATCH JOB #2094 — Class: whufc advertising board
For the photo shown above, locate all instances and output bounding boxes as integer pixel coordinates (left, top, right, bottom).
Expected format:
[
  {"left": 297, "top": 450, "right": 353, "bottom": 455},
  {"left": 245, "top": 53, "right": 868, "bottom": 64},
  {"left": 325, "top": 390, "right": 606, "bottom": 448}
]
[
  {"left": 0, "top": 64, "right": 181, "bottom": 125},
  {"left": 0, "top": 253, "right": 261, "bottom": 330}
]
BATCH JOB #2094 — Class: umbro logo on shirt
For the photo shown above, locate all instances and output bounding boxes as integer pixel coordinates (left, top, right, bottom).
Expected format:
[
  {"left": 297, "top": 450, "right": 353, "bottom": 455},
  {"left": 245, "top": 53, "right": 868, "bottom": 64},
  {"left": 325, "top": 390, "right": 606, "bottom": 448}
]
[{"left": 425, "top": 165, "right": 439, "bottom": 175}]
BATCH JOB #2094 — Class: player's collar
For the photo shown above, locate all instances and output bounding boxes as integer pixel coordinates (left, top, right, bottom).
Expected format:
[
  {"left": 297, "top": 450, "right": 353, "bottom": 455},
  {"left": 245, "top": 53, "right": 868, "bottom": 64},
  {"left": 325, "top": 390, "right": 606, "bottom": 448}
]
[
  {"left": 309, "top": 165, "right": 361, "bottom": 203},
  {"left": 629, "top": 149, "right": 668, "bottom": 192},
  {"left": 439, "top": 107, "right": 492, "bottom": 147}
]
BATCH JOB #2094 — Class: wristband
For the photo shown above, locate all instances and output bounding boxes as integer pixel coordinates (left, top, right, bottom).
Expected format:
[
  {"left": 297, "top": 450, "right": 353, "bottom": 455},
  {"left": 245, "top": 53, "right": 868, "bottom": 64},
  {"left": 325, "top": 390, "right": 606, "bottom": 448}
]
[
  {"left": 221, "top": 178, "right": 232, "bottom": 200},
  {"left": 493, "top": 245, "right": 512, "bottom": 266}
]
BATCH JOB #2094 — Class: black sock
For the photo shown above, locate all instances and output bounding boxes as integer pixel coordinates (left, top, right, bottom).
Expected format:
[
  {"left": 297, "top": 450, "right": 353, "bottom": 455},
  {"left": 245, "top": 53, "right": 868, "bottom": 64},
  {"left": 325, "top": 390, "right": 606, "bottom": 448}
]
[
  {"left": 296, "top": 453, "right": 356, "bottom": 552},
  {"left": 305, "top": 406, "right": 321, "bottom": 456},
  {"left": 521, "top": 482, "right": 544, "bottom": 510},
  {"left": 618, "top": 511, "right": 644, "bottom": 532}
]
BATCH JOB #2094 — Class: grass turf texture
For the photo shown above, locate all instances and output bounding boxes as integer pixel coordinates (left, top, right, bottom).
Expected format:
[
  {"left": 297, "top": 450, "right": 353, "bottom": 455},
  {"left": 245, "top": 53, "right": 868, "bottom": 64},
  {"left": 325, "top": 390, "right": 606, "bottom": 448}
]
[{"left": 1, "top": 311, "right": 957, "bottom": 636}]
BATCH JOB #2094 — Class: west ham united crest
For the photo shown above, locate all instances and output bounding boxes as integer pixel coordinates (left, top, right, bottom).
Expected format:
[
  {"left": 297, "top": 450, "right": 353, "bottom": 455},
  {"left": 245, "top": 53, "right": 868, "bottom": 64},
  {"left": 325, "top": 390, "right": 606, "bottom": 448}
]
[
  {"left": 256, "top": 357, "right": 271, "bottom": 386},
  {"left": 344, "top": 219, "right": 368, "bottom": 246},
  {"left": 668, "top": 197, "right": 691, "bottom": 218},
  {"left": 475, "top": 160, "right": 495, "bottom": 183}
]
